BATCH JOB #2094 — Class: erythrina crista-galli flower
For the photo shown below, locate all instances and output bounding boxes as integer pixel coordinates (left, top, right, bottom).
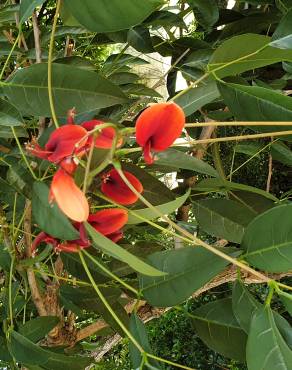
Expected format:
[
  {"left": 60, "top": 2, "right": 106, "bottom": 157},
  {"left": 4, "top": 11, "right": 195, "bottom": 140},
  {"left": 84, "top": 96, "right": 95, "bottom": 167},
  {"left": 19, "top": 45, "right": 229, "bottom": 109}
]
[
  {"left": 50, "top": 169, "right": 89, "bottom": 222},
  {"left": 135, "top": 102, "right": 185, "bottom": 164},
  {"left": 101, "top": 169, "right": 143, "bottom": 205},
  {"left": 32, "top": 208, "right": 128, "bottom": 253},
  {"left": 82, "top": 120, "right": 119, "bottom": 149}
]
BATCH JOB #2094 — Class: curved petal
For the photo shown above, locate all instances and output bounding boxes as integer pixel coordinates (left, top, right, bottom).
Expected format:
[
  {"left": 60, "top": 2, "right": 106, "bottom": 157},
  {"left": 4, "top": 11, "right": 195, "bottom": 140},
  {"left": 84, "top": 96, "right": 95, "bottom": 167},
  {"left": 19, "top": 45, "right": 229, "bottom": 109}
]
[
  {"left": 101, "top": 169, "right": 143, "bottom": 205},
  {"left": 107, "top": 230, "right": 123, "bottom": 243},
  {"left": 135, "top": 102, "right": 185, "bottom": 151},
  {"left": 46, "top": 124, "right": 88, "bottom": 163},
  {"left": 82, "top": 120, "right": 117, "bottom": 149},
  {"left": 32, "top": 232, "right": 58, "bottom": 253},
  {"left": 50, "top": 169, "right": 89, "bottom": 222},
  {"left": 88, "top": 208, "right": 128, "bottom": 235}
]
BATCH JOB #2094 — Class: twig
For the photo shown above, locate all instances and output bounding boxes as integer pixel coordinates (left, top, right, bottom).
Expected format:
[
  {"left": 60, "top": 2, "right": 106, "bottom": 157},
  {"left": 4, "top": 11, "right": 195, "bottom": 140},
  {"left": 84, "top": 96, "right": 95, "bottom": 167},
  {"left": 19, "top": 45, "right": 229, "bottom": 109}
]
[
  {"left": 32, "top": 11, "right": 42, "bottom": 63},
  {"left": 266, "top": 143, "right": 273, "bottom": 192},
  {"left": 24, "top": 201, "right": 47, "bottom": 316}
]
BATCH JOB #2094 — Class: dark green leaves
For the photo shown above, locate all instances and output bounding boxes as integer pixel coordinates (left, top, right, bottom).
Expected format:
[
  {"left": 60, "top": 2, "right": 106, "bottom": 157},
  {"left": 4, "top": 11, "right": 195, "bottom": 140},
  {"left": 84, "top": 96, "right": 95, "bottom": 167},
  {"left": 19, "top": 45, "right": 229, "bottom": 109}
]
[
  {"left": 174, "top": 81, "right": 220, "bottom": 116},
  {"left": 0, "top": 98, "right": 23, "bottom": 126},
  {"left": 246, "top": 307, "right": 292, "bottom": 370},
  {"left": 63, "top": 0, "right": 163, "bottom": 33},
  {"left": 139, "top": 247, "right": 236, "bottom": 307},
  {"left": 18, "top": 316, "right": 59, "bottom": 342},
  {"left": 85, "top": 223, "right": 165, "bottom": 277},
  {"left": 32, "top": 182, "right": 79, "bottom": 240},
  {"left": 191, "top": 298, "right": 247, "bottom": 361},
  {"left": 19, "top": 0, "right": 46, "bottom": 23},
  {"left": 155, "top": 149, "right": 218, "bottom": 177},
  {"left": 193, "top": 199, "right": 255, "bottom": 243},
  {"left": 242, "top": 203, "right": 292, "bottom": 273},
  {"left": 9, "top": 331, "right": 92, "bottom": 370},
  {"left": 208, "top": 34, "right": 292, "bottom": 78},
  {"left": 187, "top": 0, "right": 219, "bottom": 29},
  {"left": 3, "top": 63, "right": 128, "bottom": 117},
  {"left": 127, "top": 190, "right": 190, "bottom": 225},
  {"left": 219, "top": 82, "right": 292, "bottom": 133},
  {"left": 271, "top": 9, "right": 292, "bottom": 49},
  {"left": 129, "top": 314, "right": 161, "bottom": 369}
]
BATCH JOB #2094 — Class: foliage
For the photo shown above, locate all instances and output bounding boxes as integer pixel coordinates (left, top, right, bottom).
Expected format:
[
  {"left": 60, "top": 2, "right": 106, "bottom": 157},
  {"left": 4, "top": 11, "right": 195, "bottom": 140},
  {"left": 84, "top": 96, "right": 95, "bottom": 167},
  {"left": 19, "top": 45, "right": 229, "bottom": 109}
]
[{"left": 0, "top": 1, "right": 291, "bottom": 370}]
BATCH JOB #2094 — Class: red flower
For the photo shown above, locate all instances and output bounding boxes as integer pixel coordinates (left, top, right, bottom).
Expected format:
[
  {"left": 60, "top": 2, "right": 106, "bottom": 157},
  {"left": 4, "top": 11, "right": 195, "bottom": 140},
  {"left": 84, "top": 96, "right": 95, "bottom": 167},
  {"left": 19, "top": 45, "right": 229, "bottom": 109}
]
[
  {"left": 32, "top": 208, "right": 128, "bottom": 253},
  {"left": 50, "top": 168, "right": 89, "bottom": 222},
  {"left": 88, "top": 208, "right": 128, "bottom": 242},
  {"left": 82, "top": 120, "right": 117, "bottom": 149},
  {"left": 135, "top": 102, "right": 185, "bottom": 164},
  {"left": 31, "top": 231, "right": 58, "bottom": 253},
  {"left": 27, "top": 124, "right": 88, "bottom": 174},
  {"left": 101, "top": 169, "right": 143, "bottom": 205}
]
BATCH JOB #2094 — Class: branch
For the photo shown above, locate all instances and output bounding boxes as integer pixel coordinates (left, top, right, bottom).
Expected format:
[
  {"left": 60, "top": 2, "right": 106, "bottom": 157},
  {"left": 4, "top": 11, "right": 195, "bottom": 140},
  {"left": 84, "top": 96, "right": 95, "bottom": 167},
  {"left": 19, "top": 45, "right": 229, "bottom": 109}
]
[
  {"left": 32, "top": 11, "right": 42, "bottom": 63},
  {"left": 24, "top": 200, "right": 47, "bottom": 316}
]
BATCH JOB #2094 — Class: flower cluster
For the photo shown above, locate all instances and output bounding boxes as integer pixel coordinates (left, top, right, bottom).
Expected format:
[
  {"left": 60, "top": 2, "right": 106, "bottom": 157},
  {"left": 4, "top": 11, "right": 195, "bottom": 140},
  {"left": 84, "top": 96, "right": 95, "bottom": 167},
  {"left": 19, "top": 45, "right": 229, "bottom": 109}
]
[{"left": 28, "top": 102, "right": 185, "bottom": 253}]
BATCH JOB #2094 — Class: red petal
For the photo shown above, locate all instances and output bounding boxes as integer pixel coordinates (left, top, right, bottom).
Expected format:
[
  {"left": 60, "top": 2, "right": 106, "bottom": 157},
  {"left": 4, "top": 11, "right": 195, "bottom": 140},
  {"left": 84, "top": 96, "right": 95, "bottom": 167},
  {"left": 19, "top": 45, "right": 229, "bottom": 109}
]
[
  {"left": 50, "top": 169, "right": 89, "bottom": 222},
  {"left": 46, "top": 124, "right": 88, "bottom": 163},
  {"left": 26, "top": 139, "right": 52, "bottom": 160},
  {"left": 56, "top": 242, "right": 88, "bottom": 253},
  {"left": 88, "top": 208, "right": 128, "bottom": 235},
  {"left": 32, "top": 232, "right": 58, "bottom": 253},
  {"left": 143, "top": 140, "right": 154, "bottom": 165},
  {"left": 135, "top": 102, "right": 185, "bottom": 151},
  {"left": 107, "top": 230, "right": 123, "bottom": 243},
  {"left": 101, "top": 169, "right": 143, "bottom": 205},
  {"left": 60, "top": 157, "right": 78, "bottom": 174},
  {"left": 82, "top": 120, "right": 116, "bottom": 149}
]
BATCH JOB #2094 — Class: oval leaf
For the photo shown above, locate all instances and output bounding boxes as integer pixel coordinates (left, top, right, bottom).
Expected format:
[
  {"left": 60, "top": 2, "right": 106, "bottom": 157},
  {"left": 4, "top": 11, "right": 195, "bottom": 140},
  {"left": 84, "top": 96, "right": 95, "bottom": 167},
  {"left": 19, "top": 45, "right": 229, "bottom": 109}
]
[
  {"left": 85, "top": 222, "right": 165, "bottom": 277},
  {"left": 241, "top": 203, "right": 292, "bottom": 273},
  {"left": 3, "top": 63, "right": 128, "bottom": 117},
  {"left": 191, "top": 298, "right": 247, "bottom": 361},
  {"left": 63, "top": 0, "right": 163, "bottom": 33}
]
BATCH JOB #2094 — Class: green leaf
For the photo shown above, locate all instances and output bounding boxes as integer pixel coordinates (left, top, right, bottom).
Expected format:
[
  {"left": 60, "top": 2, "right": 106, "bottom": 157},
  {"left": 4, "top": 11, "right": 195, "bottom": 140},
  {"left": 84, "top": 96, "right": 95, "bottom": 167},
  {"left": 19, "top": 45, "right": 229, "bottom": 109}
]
[
  {"left": 7, "top": 164, "right": 33, "bottom": 198},
  {"left": 155, "top": 149, "right": 218, "bottom": 177},
  {"left": 0, "top": 246, "right": 11, "bottom": 272},
  {"left": 129, "top": 314, "right": 161, "bottom": 369},
  {"left": 3, "top": 63, "right": 128, "bottom": 117},
  {"left": 0, "top": 4, "right": 20, "bottom": 24},
  {"left": 270, "top": 9, "right": 292, "bottom": 49},
  {"left": 41, "top": 26, "right": 88, "bottom": 44},
  {"left": 242, "top": 203, "right": 292, "bottom": 273},
  {"left": 139, "top": 247, "right": 238, "bottom": 307},
  {"left": 54, "top": 56, "right": 96, "bottom": 71},
  {"left": 0, "top": 335, "right": 12, "bottom": 362},
  {"left": 127, "top": 190, "right": 190, "bottom": 225},
  {"left": 19, "top": 0, "right": 46, "bottom": 23},
  {"left": 85, "top": 223, "right": 165, "bottom": 277},
  {"left": 0, "top": 98, "right": 23, "bottom": 126},
  {"left": 122, "top": 163, "right": 175, "bottom": 207},
  {"left": 62, "top": 0, "right": 163, "bottom": 33},
  {"left": 32, "top": 182, "right": 79, "bottom": 241},
  {"left": 232, "top": 280, "right": 292, "bottom": 348},
  {"left": 127, "top": 26, "right": 154, "bottom": 53},
  {"left": 278, "top": 290, "right": 292, "bottom": 316},
  {"left": 208, "top": 33, "right": 292, "bottom": 78},
  {"left": 246, "top": 307, "right": 292, "bottom": 370},
  {"left": 121, "top": 83, "right": 162, "bottom": 98},
  {"left": 193, "top": 178, "right": 278, "bottom": 202},
  {"left": 0, "top": 126, "right": 27, "bottom": 138},
  {"left": 109, "top": 72, "right": 139, "bottom": 85},
  {"left": 8, "top": 331, "right": 92, "bottom": 370},
  {"left": 235, "top": 142, "right": 265, "bottom": 157},
  {"left": 271, "top": 142, "right": 292, "bottom": 166},
  {"left": 187, "top": 0, "right": 219, "bottom": 29},
  {"left": 191, "top": 298, "right": 247, "bottom": 361},
  {"left": 18, "top": 316, "right": 59, "bottom": 343},
  {"left": 219, "top": 82, "right": 292, "bottom": 135},
  {"left": 193, "top": 199, "right": 255, "bottom": 243},
  {"left": 174, "top": 81, "right": 220, "bottom": 116}
]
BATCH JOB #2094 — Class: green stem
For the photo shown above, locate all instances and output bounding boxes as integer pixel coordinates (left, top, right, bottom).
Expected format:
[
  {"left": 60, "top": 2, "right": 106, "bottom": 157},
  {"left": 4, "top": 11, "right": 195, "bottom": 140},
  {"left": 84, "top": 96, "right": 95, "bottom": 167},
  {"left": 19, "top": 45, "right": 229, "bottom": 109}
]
[
  {"left": 48, "top": 0, "right": 61, "bottom": 128},
  {"left": 265, "top": 282, "right": 275, "bottom": 306},
  {"left": 0, "top": 32, "right": 20, "bottom": 81},
  {"left": 11, "top": 127, "right": 38, "bottom": 180},
  {"left": 82, "top": 249, "right": 139, "bottom": 295},
  {"left": 78, "top": 250, "right": 144, "bottom": 352},
  {"left": 9, "top": 256, "right": 15, "bottom": 328}
]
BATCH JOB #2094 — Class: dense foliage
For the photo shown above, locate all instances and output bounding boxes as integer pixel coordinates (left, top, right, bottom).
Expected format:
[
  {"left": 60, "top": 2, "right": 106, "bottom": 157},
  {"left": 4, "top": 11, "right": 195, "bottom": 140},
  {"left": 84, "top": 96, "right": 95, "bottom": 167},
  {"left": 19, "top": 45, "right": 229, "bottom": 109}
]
[{"left": 0, "top": 0, "right": 292, "bottom": 369}]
